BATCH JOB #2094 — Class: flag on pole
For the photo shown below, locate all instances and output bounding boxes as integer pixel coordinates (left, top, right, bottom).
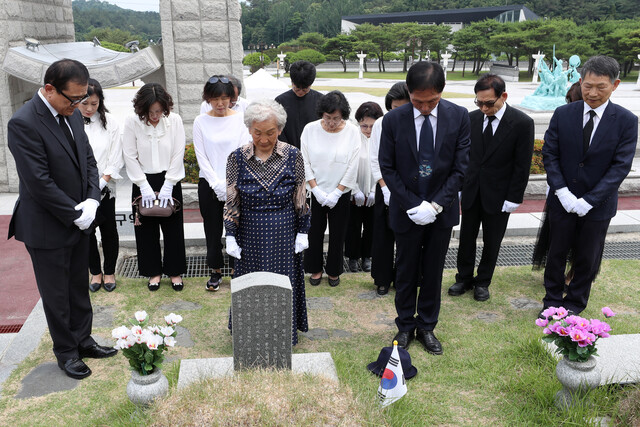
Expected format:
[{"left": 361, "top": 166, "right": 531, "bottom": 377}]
[{"left": 377, "top": 340, "right": 407, "bottom": 407}]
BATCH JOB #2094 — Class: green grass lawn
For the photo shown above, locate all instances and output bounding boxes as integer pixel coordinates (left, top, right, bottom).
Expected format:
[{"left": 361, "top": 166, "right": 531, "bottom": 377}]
[{"left": 1, "top": 260, "right": 638, "bottom": 425}]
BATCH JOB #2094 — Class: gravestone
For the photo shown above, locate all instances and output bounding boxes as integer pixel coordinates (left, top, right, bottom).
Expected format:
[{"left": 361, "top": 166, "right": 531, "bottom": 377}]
[{"left": 231, "top": 272, "right": 292, "bottom": 370}]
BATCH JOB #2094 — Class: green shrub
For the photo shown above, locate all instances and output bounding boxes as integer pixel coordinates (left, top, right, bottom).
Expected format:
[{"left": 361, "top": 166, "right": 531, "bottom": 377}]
[
  {"left": 530, "top": 138, "right": 545, "bottom": 174},
  {"left": 290, "top": 49, "right": 326, "bottom": 66},
  {"left": 100, "top": 41, "right": 130, "bottom": 52},
  {"left": 183, "top": 143, "right": 199, "bottom": 184},
  {"left": 243, "top": 52, "right": 271, "bottom": 73}
]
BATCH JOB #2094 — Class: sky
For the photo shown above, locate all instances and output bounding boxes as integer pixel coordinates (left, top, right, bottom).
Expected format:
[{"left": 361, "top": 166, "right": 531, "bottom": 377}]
[{"left": 102, "top": 0, "right": 159, "bottom": 12}]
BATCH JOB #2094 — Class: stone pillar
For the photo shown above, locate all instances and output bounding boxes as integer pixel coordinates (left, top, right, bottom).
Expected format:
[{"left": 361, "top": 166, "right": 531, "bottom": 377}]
[
  {"left": 0, "top": 0, "right": 75, "bottom": 192},
  {"left": 159, "top": 0, "right": 244, "bottom": 140},
  {"left": 441, "top": 52, "right": 452, "bottom": 80},
  {"left": 532, "top": 52, "right": 545, "bottom": 84},
  {"left": 277, "top": 52, "right": 286, "bottom": 79},
  {"left": 357, "top": 52, "right": 366, "bottom": 79}
]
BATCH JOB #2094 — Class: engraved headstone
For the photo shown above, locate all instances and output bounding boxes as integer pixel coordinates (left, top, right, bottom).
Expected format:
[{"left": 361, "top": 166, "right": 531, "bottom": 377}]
[{"left": 231, "top": 272, "right": 292, "bottom": 370}]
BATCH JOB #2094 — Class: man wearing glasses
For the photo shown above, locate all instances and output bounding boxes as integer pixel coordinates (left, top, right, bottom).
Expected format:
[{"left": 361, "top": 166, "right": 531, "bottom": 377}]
[
  {"left": 8, "top": 59, "right": 117, "bottom": 380},
  {"left": 448, "top": 74, "right": 534, "bottom": 302}
]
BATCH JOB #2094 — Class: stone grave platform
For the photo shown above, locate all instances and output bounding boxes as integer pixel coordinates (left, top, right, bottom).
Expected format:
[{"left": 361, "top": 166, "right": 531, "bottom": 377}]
[{"left": 177, "top": 352, "right": 338, "bottom": 390}]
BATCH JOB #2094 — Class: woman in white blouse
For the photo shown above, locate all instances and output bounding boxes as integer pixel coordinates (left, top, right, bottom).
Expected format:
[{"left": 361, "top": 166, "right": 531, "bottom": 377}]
[
  {"left": 345, "top": 102, "right": 384, "bottom": 274},
  {"left": 301, "top": 91, "right": 360, "bottom": 287},
  {"left": 193, "top": 76, "right": 249, "bottom": 291},
  {"left": 78, "top": 78, "right": 123, "bottom": 293},
  {"left": 122, "top": 83, "right": 187, "bottom": 291}
]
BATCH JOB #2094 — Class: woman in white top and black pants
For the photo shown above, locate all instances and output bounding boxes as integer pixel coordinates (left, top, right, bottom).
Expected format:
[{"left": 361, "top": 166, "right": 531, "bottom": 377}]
[
  {"left": 122, "top": 83, "right": 187, "bottom": 291},
  {"left": 78, "top": 78, "right": 123, "bottom": 292},
  {"left": 193, "top": 76, "right": 249, "bottom": 291},
  {"left": 301, "top": 91, "right": 360, "bottom": 287}
]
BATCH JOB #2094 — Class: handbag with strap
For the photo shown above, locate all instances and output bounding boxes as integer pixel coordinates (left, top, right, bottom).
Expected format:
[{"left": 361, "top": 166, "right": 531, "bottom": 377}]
[{"left": 132, "top": 192, "right": 181, "bottom": 226}]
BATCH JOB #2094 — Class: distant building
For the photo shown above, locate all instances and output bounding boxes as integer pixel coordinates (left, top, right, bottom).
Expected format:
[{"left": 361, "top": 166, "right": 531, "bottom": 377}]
[{"left": 341, "top": 4, "right": 539, "bottom": 33}]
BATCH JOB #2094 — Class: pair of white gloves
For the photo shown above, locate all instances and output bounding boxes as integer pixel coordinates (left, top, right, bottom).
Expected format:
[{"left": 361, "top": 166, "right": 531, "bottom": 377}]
[
  {"left": 311, "top": 187, "right": 343, "bottom": 209},
  {"left": 555, "top": 187, "right": 593, "bottom": 217},
  {"left": 226, "top": 233, "right": 308, "bottom": 259},
  {"left": 74, "top": 198, "right": 100, "bottom": 230},
  {"left": 352, "top": 190, "right": 376, "bottom": 207},
  {"left": 139, "top": 181, "right": 175, "bottom": 209}
]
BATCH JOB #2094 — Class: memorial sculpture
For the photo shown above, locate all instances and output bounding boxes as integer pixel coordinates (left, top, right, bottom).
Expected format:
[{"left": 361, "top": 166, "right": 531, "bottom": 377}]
[{"left": 521, "top": 53, "right": 581, "bottom": 111}]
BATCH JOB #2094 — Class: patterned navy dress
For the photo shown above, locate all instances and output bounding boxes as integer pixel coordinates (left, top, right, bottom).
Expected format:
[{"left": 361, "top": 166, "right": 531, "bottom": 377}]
[{"left": 224, "top": 141, "right": 311, "bottom": 345}]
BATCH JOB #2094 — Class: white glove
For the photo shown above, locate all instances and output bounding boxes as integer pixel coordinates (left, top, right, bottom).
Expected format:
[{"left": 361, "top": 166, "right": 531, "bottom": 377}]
[
  {"left": 573, "top": 198, "right": 593, "bottom": 217},
  {"left": 74, "top": 198, "right": 100, "bottom": 230},
  {"left": 406, "top": 201, "right": 437, "bottom": 225},
  {"left": 99, "top": 177, "right": 108, "bottom": 191},
  {"left": 158, "top": 181, "right": 174, "bottom": 208},
  {"left": 381, "top": 185, "right": 391, "bottom": 206},
  {"left": 213, "top": 180, "right": 226, "bottom": 202},
  {"left": 555, "top": 187, "right": 578, "bottom": 213},
  {"left": 226, "top": 236, "right": 242, "bottom": 259},
  {"left": 294, "top": 233, "right": 309, "bottom": 253},
  {"left": 353, "top": 191, "right": 365, "bottom": 207},
  {"left": 501, "top": 200, "right": 520, "bottom": 213},
  {"left": 139, "top": 182, "right": 155, "bottom": 209},
  {"left": 365, "top": 191, "right": 376, "bottom": 207},
  {"left": 324, "top": 188, "right": 343, "bottom": 209},
  {"left": 311, "top": 186, "right": 328, "bottom": 206}
]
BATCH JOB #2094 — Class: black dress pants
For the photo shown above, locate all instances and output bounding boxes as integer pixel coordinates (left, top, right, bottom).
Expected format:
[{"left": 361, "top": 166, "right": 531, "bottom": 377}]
[
  {"left": 198, "top": 178, "right": 233, "bottom": 270},
  {"left": 344, "top": 204, "right": 374, "bottom": 259},
  {"left": 304, "top": 192, "right": 350, "bottom": 277},
  {"left": 371, "top": 183, "right": 395, "bottom": 287},
  {"left": 27, "top": 236, "right": 96, "bottom": 362},
  {"left": 131, "top": 172, "right": 186, "bottom": 277},
  {"left": 89, "top": 191, "right": 119, "bottom": 276},
  {"left": 456, "top": 193, "right": 510, "bottom": 288}
]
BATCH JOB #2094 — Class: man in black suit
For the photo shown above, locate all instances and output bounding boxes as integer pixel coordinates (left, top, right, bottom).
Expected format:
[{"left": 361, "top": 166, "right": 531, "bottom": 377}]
[
  {"left": 379, "top": 62, "right": 470, "bottom": 354},
  {"left": 8, "top": 59, "right": 117, "bottom": 379},
  {"left": 540, "top": 55, "right": 637, "bottom": 315},
  {"left": 449, "top": 74, "right": 534, "bottom": 301}
]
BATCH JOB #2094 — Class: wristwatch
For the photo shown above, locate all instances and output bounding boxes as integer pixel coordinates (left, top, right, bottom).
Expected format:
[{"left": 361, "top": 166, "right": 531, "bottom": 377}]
[{"left": 431, "top": 201, "right": 443, "bottom": 214}]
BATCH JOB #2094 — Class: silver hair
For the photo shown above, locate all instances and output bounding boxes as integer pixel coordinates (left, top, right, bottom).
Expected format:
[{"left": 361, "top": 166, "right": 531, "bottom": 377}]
[
  {"left": 582, "top": 55, "right": 620, "bottom": 83},
  {"left": 243, "top": 99, "right": 288, "bottom": 131}
]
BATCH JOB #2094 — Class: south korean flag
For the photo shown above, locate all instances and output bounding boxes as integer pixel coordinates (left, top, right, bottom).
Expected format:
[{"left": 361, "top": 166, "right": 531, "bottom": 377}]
[{"left": 377, "top": 341, "right": 407, "bottom": 407}]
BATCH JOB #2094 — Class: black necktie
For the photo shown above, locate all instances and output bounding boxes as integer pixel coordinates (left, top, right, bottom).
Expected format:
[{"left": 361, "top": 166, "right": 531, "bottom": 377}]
[
  {"left": 418, "top": 114, "right": 434, "bottom": 197},
  {"left": 483, "top": 115, "right": 496, "bottom": 151},
  {"left": 583, "top": 110, "right": 596, "bottom": 155},
  {"left": 57, "top": 114, "right": 78, "bottom": 159}
]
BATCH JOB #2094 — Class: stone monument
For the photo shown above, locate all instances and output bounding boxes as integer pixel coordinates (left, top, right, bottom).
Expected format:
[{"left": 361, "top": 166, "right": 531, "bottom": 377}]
[
  {"left": 357, "top": 52, "right": 366, "bottom": 79},
  {"left": 231, "top": 272, "right": 292, "bottom": 370},
  {"left": 441, "top": 51, "right": 451, "bottom": 80},
  {"left": 520, "top": 54, "right": 579, "bottom": 111},
  {"left": 531, "top": 51, "right": 545, "bottom": 83}
]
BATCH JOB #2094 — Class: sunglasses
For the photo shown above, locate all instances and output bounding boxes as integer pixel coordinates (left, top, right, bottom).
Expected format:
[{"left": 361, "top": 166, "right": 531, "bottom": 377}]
[
  {"left": 56, "top": 88, "right": 89, "bottom": 106},
  {"left": 474, "top": 97, "right": 500, "bottom": 108},
  {"left": 208, "top": 76, "right": 230, "bottom": 84}
]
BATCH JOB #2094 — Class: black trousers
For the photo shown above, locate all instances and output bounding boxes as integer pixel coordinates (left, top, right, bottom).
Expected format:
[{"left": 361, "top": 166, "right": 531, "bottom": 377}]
[
  {"left": 26, "top": 236, "right": 96, "bottom": 362},
  {"left": 371, "top": 183, "right": 396, "bottom": 287},
  {"left": 344, "top": 203, "right": 374, "bottom": 259},
  {"left": 132, "top": 172, "right": 186, "bottom": 277},
  {"left": 198, "top": 178, "right": 233, "bottom": 270},
  {"left": 394, "top": 224, "right": 452, "bottom": 332},
  {"left": 543, "top": 204, "right": 610, "bottom": 313},
  {"left": 89, "top": 192, "right": 119, "bottom": 275},
  {"left": 304, "top": 192, "right": 350, "bottom": 277},
  {"left": 456, "top": 193, "right": 510, "bottom": 288}
]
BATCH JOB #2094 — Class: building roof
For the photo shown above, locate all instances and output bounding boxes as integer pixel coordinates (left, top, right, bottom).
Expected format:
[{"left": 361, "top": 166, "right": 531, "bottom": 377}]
[{"left": 342, "top": 5, "right": 539, "bottom": 25}]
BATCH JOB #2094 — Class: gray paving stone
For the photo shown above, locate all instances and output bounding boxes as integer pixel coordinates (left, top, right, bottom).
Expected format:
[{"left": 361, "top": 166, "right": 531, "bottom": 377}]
[
  {"left": 331, "top": 329, "right": 352, "bottom": 338},
  {"left": 159, "top": 300, "right": 203, "bottom": 312},
  {"left": 374, "top": 314, "right": 396, "bottom": 327},
  {"left": 16, "top": 362, "right": 79, "bottom": 398},
  {"left": 477, "top": 312, "right": 501, "bottom": 323},
  {"left": 510, "top": 297, "right": 542, "bottom": 310},
  {"left": 92, "top": 305, "right": 115, "bottom": 328},
  {"left": 301, "top": 328, "right": 329, "bottom": 341},
  {"left": 306, "top": 297, "right": 333, "bottom": 310},
  {"left": 176, "top": 325, "right": 194, "bottom": 348},
  {"left": 357, "top": 291, "right": 377, "bottom": 300}
]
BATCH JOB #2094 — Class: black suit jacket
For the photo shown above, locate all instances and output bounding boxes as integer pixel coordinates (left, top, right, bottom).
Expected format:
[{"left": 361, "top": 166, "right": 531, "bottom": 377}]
[
  {"left": 543, "top": 101, "right": 637, "bottom": 221},
  {"left": 8, "top": 92, "right": 100, "bottom": 249},
  {"left": 379, "top": 99, "right": 470, "bottom": 234},
  {"left": 461, "top": 104, "right": 534, "bottom": 213}
]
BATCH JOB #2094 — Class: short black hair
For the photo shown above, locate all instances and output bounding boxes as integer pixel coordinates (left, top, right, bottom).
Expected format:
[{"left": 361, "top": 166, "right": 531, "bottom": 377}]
[
  {"left": 227, "top": 75, "right": 242, "bottom": 93},
  {"left": 290, "top": 60, "right": 316, "bottom": 88},
  {"left": 581, "top": 55, "right": 620, "bottom": 83},
  {"left": 202, "top": 75, "right": 235, "bottom": 102},
  {"left": 86, "top": 78, "right": 109, "bottom": 130},
  {"left": 133, "top": 83, "right": 173, "bottom": 124},
  {"left": 44, "top": 59, "right": 89, "bottom": 91},
  {"left": 355, "top": 102, "right": 383, "bottom": 122},
  {"left": 317, "top": 90, "right": 350, "bottom": 120},
  {"left": 384, "top": 82, "right": 410, "bottom": 111},
  {"left": 406, "top": 61, "right": 445, "bottom": 94},
  {"left": 474, "top": 73, "right": 506, "bottom": 97}
]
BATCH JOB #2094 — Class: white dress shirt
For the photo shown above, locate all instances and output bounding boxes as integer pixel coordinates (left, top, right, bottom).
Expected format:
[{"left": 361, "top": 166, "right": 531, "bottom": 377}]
[
  {"left": 583, "top": 100, "right": 609, "bottom": 146},
  {"left": 354, "top": 131, "right": 375, "bottom": 194},
  {"left": 369, "top": 116, "right": 384, "bottom": 183},
  {"left": 483, "top": 102, "right": 507, "bottom": 134},
  {"left": 413, "top": 104, "right": 438, "bottom": 151},
  {"left": 122, "top": 113, "right": 186, "bottom": 186},
  {"left": 84, "top": 112, "right": 123, "bottom": 180}
]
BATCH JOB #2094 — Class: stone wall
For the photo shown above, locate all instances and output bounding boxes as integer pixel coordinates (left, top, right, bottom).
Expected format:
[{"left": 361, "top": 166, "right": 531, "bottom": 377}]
[{"left": 0, "top": 0, "right": 75, "bottom": 192}]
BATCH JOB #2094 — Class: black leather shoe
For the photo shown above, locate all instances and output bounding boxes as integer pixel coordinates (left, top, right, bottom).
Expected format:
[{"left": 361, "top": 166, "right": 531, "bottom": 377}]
[
  {"left": 393, "top": 330, "right": 414, "bottom": 349},
  {"left": 348, "top": 259, "right": 359, "bottom": 272},
  {"left": 172, "top": 281, "right": 184, "bottom": 291},
  {"left": 58, "top": 358, "right": 91, "bottom": 379},
  {"left": 309, "top": 275, "right": 322, "bottom": 286},
  {"left": 89, "top": 281, "right": 101, "bottom": 292},
  {"left": 448, "top": 281, "right": 473, "bottom": 296},
  {"left": 416, "top": 329, "right": 443, "bottom": 355},
  {"left": 328, "top": 276, "right": 341, "bottom": 287},
  {"left": 474, "top": 286, "right": 490, "bottom": 301},
  {"left": 362, "top": 257, "right": 372, "bottom": 272},
  {"left": 103, "top": 281, "right": 116, "bottom": 292},
  {"left": 376, "top": 284, "right": 389, "bottom": 296},
  {"left": 148, "top": 281, "right": 160, "bottom": 291},
  {"left": 79, "top": 344, "right": 118, "bottom": 359}
]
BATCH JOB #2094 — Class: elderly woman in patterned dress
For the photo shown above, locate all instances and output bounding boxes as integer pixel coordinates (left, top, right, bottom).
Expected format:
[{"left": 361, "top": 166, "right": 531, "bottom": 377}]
[{"left": 224, "top": 99, "right": 311, "bottom": 345}]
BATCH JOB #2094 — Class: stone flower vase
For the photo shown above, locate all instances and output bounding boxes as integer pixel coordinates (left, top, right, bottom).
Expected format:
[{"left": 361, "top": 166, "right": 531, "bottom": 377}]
[
  {"left": 554, "top": 355, "right": 601, "bottom": 409},
  {"left": 126, "top": 369, "right": 169, "bottom": 406}
]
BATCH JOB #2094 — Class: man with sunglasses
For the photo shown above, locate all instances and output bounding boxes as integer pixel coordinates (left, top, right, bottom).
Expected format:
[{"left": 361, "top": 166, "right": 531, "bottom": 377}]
[
  {"left": 448, "top": 74, "right": 534, "bottom": 302},
  {"left": 8, "top": 59, "right": 117, "bottom": 380}
]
